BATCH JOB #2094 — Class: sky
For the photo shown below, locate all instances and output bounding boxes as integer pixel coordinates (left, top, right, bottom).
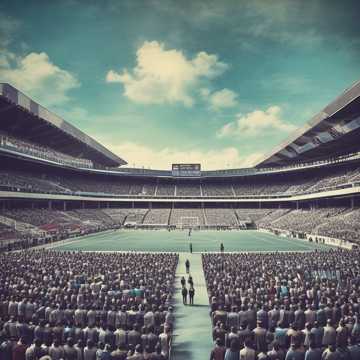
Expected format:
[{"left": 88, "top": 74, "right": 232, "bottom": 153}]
[{"left": 0, "top": 0, "right": 360, "bottom": 169}]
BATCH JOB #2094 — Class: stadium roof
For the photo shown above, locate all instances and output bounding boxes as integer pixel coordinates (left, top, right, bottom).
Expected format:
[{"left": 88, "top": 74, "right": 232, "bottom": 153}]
[
  {"left": 256, "top": 79, "right": 360, "bottom": 167},
  {"left": 0, "top": 83, "right": 127, "bottom": 167}
]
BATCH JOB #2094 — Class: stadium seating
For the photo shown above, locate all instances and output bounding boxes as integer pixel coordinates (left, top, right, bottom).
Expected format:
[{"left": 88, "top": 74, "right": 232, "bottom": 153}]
[
  {"left": 268, "top": 207, "right": 346, "bottom": 234},
  {"left": 0, "top": 223, "right": 19, "bottom": 241},
  {"left": 169, "top": 208, "right": 205, "bottom": 227},
  {"left": 201, "top": 183, "right": 234, "bottom": 197},
  {"left": 156, "top": 182, "right": 175, "bottom": 196},
  {"left": 143, "top": 208, "right": 171, "bottom": 225},
  {"left": 204, "top": 208, "right": 238, "bottom": 227},
  {"left": 1, "top": 163, "right": 360, "bottom": 199},
  {"left": 176, "top": 183, "right": 201, "bottom": 197},
  {"left": 235, "top": 208, "right": 273, "bottom": 222},
  {"left": 0, "top": 133, "right": 93, "bottom": 168}
]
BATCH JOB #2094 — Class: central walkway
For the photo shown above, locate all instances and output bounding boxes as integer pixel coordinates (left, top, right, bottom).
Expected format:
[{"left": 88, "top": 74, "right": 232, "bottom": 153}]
[{"left": 172, "top": 252, "right": 213, "bottom": 359}]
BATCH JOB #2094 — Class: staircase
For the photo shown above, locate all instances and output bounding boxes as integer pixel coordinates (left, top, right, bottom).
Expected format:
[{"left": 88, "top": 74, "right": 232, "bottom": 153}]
[{"left": 0, "top": 215, "right": 43, "bottom": 235}]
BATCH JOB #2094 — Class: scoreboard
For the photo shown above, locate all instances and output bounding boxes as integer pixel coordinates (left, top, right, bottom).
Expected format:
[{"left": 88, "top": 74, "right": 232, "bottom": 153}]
[{"left": 172, "top": 163, "right": 201, "bottom": 177}]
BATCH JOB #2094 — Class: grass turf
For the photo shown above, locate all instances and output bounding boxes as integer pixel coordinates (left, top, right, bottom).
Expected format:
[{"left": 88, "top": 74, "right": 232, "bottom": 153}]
[{"left": 50, "top": 229, "right": 330, "bottom": 252}]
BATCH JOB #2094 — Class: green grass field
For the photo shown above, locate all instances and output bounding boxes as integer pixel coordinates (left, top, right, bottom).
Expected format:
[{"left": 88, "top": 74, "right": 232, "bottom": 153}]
[{"left": 50, "top": 229, "right": 330, "bottom": 252}]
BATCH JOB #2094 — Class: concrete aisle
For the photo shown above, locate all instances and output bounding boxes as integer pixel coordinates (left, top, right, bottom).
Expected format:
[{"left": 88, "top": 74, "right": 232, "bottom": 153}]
[{"left": 171, "top": 252, "right": 213, "bottom": 360}]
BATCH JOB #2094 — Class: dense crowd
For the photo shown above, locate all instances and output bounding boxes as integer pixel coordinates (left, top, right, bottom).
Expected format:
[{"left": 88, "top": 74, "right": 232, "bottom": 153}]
[
  {"left": 205, "top": 209, "right": 239, "bottom": 227},
  {"left": 0, "top": 250, "right": 178, "bottom": 359},
  {"left": 203, "top": 250, "right": 360, "bottom": 359},
  {"left": 1, "top": 163, "right": 360, "bottom": 200},
  {"left": 267, "top": 208, "right": 345, "bottom": 235}
]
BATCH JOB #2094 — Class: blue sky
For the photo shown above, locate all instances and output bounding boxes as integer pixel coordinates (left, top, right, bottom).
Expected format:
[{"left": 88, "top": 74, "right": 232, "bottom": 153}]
[{"left": 0, "top": 0, "right": 360, "bottom": 169}]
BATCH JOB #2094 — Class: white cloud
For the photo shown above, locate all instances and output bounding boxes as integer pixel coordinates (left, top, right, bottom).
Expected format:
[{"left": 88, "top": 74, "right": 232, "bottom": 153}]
[
  {"left": 217, "top": 105, "right": 296, "bottom": 137},
  {"left": 100, "top": 140, "right": 262, "bottom": 170},
  {"left": 106, "top": 70, "right": 123, "bottom": 83},
  {"left": 0, "top": 51, "right": 79, "bottom": 106},
  {"left": 208, "top": 88, "right": 238, "bottom": 110},
  {"left": 106, "top": 40, "right": 228, "bottom": 106}
]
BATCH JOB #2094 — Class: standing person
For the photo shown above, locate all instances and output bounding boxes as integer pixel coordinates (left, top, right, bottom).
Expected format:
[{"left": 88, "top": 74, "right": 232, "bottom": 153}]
[
  {"left": 239, "top": 338, "right": 255, "bottom": 360},
  {"left": 225, "top": 339, "right": 240, "bottom": 360},
  {"left": 180, "top": 276, "right": 186, "bottom": 288},
  {"left": 304, "top": 341, "right": 321, "bottom": 360},
  {"left": 220, "top": 243, "right": 224, "bottom": 253},
  {"left": 189, "top": 242, "right": 193, "bottom": 253},
  {"left": 12, "top": 337, "right": 27, "bottom": 360},
  {"left": 189, "top": 286, "right": 195, "bottom": 306},
  {"left": 182, "top": 286, "right": 188, "bottom": 305},
  {"left": 185, "top": 259, "right": 190, "bottom": 274},
  {"left": 210, "top": 338, "right": 226, "bottom": 360},
  {"left": 188, "top": 276, "right": 194, "bottom": 288}
]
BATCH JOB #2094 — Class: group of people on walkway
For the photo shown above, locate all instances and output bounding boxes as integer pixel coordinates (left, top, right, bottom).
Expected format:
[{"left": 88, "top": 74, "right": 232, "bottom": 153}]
[{"left": 181, "top": 260, "right": 195, "bottom": 306}]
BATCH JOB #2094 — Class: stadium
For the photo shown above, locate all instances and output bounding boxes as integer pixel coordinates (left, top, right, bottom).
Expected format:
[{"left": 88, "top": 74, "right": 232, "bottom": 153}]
[
  {"left": 2, "top": 1, "right": 360, "bottom": 360},
  {"left": 1, "top": 80, "right": 360, "bottom": 252}
]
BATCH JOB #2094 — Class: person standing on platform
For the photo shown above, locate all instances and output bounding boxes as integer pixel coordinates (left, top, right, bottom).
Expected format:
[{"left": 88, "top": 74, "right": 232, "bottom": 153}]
[
  {"left": 220, "top": 243, "right": 224, "bottom": 253},
  {"left": 182, "top": 286, "right": 188, "bottom": 305},
  {"left": 189, "top": 242, "right": 193, "bottom": 253},
  {"left": 180, "top": 276, "right": 186, "bottom": 288},
  {"left": 185, "top": 259, "right": 190, "bottom": 274},
  {"left": 189, "top": 286, "right": 195, "bottom": 305}
]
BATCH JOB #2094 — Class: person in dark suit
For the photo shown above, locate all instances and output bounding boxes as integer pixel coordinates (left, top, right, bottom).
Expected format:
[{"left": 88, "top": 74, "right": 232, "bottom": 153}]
[
  {"left": 189, "top": 286, "right": 195, "bottom": 306},
  {"left": 182, "top": 286, "right": 188, "bottom": 305}
]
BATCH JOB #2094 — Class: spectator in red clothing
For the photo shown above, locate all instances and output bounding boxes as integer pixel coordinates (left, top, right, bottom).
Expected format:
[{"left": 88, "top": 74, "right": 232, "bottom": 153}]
[
  {"left": 12, "top": 337, "right": 27, "bottom": 360},
  {"left": 210, "top": 338, "right": 226, "bottom": 360}
]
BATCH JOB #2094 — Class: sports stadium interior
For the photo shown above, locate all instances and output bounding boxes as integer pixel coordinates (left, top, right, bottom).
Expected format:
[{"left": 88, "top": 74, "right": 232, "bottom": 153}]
[{"left": 2, "top": 77, "right": 360, "bottom": 359}]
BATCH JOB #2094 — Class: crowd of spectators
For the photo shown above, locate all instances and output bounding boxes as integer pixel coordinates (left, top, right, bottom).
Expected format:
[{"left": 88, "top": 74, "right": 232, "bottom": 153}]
[
  {"left": 155, "top": 183, "right": 175, "bottom": 197},
  {"left": 202, "top": 184, "right": 234, "bottom": 197},
  {"left": 235, "top": 209, "right": 273, "bottom": 223},
  {"left": 260, "top": 207, "right": 360, "bottom": 244},
  {"left": 204, "top": 250, "right": 360, "bottom": 359},
  {"left": 0, "top": 134, "right": 93, "bottom": 169},
  {"left": 205, "top": 209, "right": 239, "bottom": 227},
  {"left": 143, "top": 209, "right": 171, "bottom": 226},
  {"left": 316, "top": 209, "right": 360, "bottom": 244},
  {"left": 0, "top": 170, "right": 64, "bottom": 194},
  {"left": 175, "top": 184, "right": 201, "bottom": 197},
  {"left": 0, "top": 250, "right": 178, "bottom": 359},
  {"left": 267, "top": 208, "right": 346, "bottom": 235},
  {"left": 1, "top": 165, "right": 360, "bottom": 200},
  {"left": 256, "top": 210, "right": 291, "bottom": 229}
]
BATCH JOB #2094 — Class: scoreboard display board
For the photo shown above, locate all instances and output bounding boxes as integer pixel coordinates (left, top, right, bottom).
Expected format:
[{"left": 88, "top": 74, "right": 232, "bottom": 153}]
[{"left": 172, "top": 163, "right": 201, "bottom": 177}]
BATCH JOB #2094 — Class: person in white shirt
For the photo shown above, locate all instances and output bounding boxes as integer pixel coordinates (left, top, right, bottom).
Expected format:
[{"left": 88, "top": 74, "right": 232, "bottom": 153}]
[
  {"left": 159, "top": 327, "right": 171, "bottom": 357},
  {"left": 144, "top": 306, "right": 155, "bottom": 328},
  {"left": 114, "top": 326, "right": 127, "bottom": 348}
]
